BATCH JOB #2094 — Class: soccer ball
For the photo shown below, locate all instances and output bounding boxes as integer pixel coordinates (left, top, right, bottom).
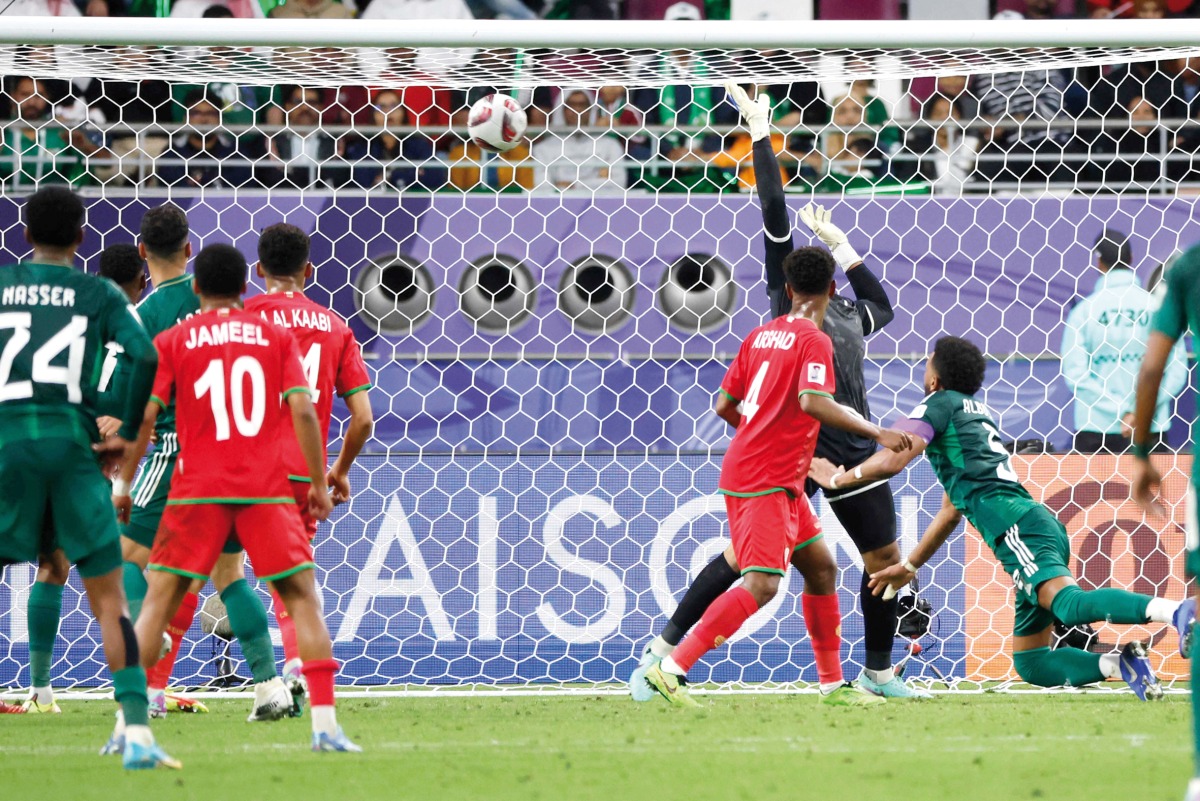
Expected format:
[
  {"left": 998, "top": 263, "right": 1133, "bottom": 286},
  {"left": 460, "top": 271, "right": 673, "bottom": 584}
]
[{"left": 467, "top": 93, "right": 528, "bottom": 153}]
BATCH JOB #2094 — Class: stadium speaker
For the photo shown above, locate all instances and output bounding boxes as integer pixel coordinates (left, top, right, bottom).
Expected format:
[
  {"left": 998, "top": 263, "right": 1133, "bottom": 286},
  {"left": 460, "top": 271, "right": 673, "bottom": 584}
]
[
  {"left": 354, "top": 254, "right": 434, "bottom": 335},
  {"left": 557, "top": 255, "right": 635, "bottom": 334},
  {"left": 458, "top": 254, "right": 536, "bottom": 334},
  {"left": 657, "top": 254, "right": 735, "bottom": 334}
]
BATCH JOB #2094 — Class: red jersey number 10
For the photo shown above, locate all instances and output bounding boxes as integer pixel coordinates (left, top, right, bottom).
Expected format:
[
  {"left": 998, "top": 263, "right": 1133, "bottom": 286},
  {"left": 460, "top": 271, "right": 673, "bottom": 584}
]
[{"left": 194, "top": 356, "right": 266, "bottom": 441}]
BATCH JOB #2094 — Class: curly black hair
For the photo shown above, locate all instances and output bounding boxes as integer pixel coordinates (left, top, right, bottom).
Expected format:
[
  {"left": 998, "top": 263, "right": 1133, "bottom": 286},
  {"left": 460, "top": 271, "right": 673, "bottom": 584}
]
[
  {"left": 98, "top": 243, "right": 145, "bottom": 289},
  {"left": 782, "top": 246, "right": 835, "bottom": 297},
  {"left": 258, "top": 223, "right": 310, "bottom": 277},
  {"left": 194, "top": 243, "right": 247, "bottom": 299},
  {"left": 931, "top": 336, "right": 987, "bottom": 396},
  {"left": 25, "top": 187, "right": 84, "bottom": 249}
]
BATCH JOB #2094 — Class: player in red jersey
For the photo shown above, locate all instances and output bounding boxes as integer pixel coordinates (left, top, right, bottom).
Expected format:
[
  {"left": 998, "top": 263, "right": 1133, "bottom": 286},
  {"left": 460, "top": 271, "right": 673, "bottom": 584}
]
[
  {"left": 245, "top": 223, "right": 374, "bottom": 710},
  {"left": 132, "top": 244, "right": 360, "bottom": 752},
  {"left": 644, "top": 246, "right": 913, "bottom": 707}
]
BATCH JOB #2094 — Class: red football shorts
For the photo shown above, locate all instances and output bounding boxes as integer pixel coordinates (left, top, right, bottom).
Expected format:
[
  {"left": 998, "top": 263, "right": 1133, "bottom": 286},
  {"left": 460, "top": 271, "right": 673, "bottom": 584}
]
[
  {"left": 725, "top": 491, "right": 822, "bottom": 574},
  {"left": 149, "top": 502, "right": 315, "bottom": 583},
  {"left": 290, "top": 480, "right": 318, "bottom": 540}
]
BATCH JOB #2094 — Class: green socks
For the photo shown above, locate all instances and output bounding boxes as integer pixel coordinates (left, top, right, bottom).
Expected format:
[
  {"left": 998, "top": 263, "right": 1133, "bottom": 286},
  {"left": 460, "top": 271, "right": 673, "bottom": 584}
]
[
  {"left": 27, "top": 581, "right": 64, "bottom": 688},
  {"left": 113, "top": 666, "right": 150, "bottom": 727},
  {"left": 1049, "top": 584, "right": 1151, "bottom": 628},
  {"left": 220, "top": 579, "right": 277, "bottom": 683},
  {"left": 122, "top": 561, "right": 147, "bottom": 623},
  {"left": 1013, "top": 646, "right": 1106, "bottom": 688}
]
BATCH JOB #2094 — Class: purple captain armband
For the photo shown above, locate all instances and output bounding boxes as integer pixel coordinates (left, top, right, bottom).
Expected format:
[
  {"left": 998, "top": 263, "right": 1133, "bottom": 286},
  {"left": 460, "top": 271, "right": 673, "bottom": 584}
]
[{"left": 893, "top": 418, "right": 935, "bottom": 444}]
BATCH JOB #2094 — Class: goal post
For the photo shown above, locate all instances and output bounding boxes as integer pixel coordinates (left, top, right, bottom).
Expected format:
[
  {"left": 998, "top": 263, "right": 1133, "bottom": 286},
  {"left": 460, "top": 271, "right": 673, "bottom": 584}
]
[{"left": 0, "top": 18, "right": 1195, "bottom": 694}]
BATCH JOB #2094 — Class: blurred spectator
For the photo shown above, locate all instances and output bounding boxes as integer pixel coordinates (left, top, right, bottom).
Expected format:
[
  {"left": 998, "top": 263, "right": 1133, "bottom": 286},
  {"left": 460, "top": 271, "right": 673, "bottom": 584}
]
[
  {"left": 908, "top": 94, "right": 979, "bottom": 194},
  {"left": 0, "top": 76, "right": 101, "bottom": 189},
  {"left": 448, "top": 120, "right": 532, "bottom": 193},
  {"left": 1096, "top": 95, "right": 1174, "bottom": 188},
  {"left": 843, "top": 77, "right": 899, "bottom": 153},
  {"left": 155, "top": 88, "right": 261, "bottom": 187},
  {"left": 532, "top": 89, "right": 627, "bottom": 193},
  {"left": 78, "top": 0, "right": 122, "bottom": 13},
  {"left": 1088, "top": 0, "right": 1190, "bottom": 17},
  {"left": 270, "top": 0, "right": 353, "bottom": 16},
  {"left": 173, "top": 47, "right": 273, "bottom": 135},
  {"left": 1091, "top": 60, "right": 1186, "bottom": 121},
  {"left": 268, "top": 85, "right": 340, "bottom": 188},
  {"left": 378, "top": 47, "right": 455, "bottom": 131},
  {"left": 463, "top": 0, "right": 537, "bottom": 18},
  {"left": 1060, "top": 230, "right": 1187, "bottom": 453},
  {"left": 969, "top": 67, "right": 1074, "bottom": 185},
  {"left": 0, "top": 0, "right": 80, "bottom": 14},
  {"left": 452, "top": 50, "right": 553, "bottom": 133},
  {"left": 704, "top": 83, "right": 801, "bottom": 190},
  {"left": 361, "top": 0, "right": 475, "bottom": 72},
  {"left": 543, "top": 0, "right": 616, "bottom": 17},
  {"left": 345, "top": 89, "right": 446, "bottom": 190},
  {"left": 595, "top": 85, "right": 651, "bottom": 161},
  {"left": 1021, "top": 0, "right": 1066, "bottom": 18},
  {"left": 170, "top": 0, "right": 264, "bottom": 15}
]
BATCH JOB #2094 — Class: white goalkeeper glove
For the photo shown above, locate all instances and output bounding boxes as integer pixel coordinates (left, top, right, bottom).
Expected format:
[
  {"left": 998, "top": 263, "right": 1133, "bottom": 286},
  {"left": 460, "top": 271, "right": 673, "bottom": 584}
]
[
  {"left": 799, "top": 202, "right": 862, "bottom": 270},
  {"left": 723, "top": 81, "right": 770, "bottom": 143}
]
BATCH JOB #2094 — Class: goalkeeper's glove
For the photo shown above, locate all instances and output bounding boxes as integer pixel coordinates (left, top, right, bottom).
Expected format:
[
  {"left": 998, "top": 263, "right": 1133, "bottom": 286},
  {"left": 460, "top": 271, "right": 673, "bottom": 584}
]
[
  {"left": 799, "top": 202, "right": 862, "bottom": 270},
  {"left": 723, "top": 81, "right": 770, "bottom": 143}
]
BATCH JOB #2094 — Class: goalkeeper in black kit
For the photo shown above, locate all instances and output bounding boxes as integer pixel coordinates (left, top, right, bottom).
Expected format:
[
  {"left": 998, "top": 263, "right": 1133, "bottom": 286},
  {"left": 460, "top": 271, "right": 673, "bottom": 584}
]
[{"left": 629, "top": 82, "right": 930, "bottom": 700}]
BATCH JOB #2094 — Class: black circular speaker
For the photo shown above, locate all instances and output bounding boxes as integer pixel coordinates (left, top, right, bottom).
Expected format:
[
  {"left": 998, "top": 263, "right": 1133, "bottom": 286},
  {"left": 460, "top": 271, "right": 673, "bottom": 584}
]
[
  {"left": 658, "top": 254, "right": 735, "bottom": 333},
  {"left": 459, "top": 255, "right": 535, "bottom": 334},
  {"left": 354, "top": 254, "right": 434, "bottom": 335},
  {"left": 557, "top": 255, "right": 635, "bottom": 334}
]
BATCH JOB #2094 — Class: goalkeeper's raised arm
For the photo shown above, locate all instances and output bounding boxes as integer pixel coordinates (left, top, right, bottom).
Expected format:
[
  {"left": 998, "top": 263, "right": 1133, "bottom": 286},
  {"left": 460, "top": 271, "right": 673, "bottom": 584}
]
[{"left": 724, "top": 81, "right": 894, "bottom": 331}]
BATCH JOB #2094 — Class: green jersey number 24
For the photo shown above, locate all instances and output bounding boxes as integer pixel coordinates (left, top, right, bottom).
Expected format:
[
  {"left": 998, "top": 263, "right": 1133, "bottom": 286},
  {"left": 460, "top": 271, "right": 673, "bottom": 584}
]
[{"left": 0, "top": 313, "right": 88, "bottom": 403}]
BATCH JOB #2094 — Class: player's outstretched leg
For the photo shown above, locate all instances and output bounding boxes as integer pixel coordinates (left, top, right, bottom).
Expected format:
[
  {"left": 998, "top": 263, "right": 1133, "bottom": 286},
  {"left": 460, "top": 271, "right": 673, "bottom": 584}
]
[
  {"left": 83, "top": 566, "right": 180, "bottom": 770},
  {"left": 271, "top": 570, "right": 360, "bottom": 752},
  {"left": 631, "top": 551, "right": 739, "bottom": 702},
  {"left": 647, "top": 572, "right": 779, "bottom": 709},
  {"left": 24, "top": 551, "right": 68, "bottom": 713},
  {"left": 213, "top": 553, "right": 289, "bottom": 721},
  {"left": 143, "top": 582, "right": 201, "bottom": 717}
]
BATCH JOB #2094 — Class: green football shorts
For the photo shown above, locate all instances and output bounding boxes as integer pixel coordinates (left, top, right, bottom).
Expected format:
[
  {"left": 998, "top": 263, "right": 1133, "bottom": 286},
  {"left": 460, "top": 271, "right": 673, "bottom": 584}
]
[
  {"left": 0, "top": 438, "right": 121, "bottom": 578},
  {"left": 984, "top": 504, "right": 1074, "bottom": 637},
  {"left": 1187, "top": 483, "right": 1200, "bottom": 579}
]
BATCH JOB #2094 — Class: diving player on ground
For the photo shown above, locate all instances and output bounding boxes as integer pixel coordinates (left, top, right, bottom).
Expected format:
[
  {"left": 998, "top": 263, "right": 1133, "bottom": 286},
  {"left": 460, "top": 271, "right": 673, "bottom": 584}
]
[
  {"left": 128, "top": 243, "right": 360, "bottom": 752},
  {"left": 809, "top": 335, "right": 1192, "bottom": 699},
  {"left": 632, "top": 83, "right": 928, "bottom": 701},
  {"left": 244, "top": 223, "right": 374, "bottom": 713},
  {"left": 643, "top": 245, "right": 913, "bottom": 707}
]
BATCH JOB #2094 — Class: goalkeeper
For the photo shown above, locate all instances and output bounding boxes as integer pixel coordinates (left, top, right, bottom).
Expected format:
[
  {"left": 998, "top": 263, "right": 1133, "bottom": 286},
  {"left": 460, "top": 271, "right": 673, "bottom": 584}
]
[
  {"left": 809, "top": 335, "right": 1192, "bottom": 699},
  {"left": 630, "top": 83, "right": 929, "bottom": 700}
]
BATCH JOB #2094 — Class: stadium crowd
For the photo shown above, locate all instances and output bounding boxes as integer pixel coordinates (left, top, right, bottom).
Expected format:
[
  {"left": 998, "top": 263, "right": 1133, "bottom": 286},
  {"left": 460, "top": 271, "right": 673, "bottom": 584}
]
[{"left": 4, "top": 0, "right": 1200, "bottom": 193}]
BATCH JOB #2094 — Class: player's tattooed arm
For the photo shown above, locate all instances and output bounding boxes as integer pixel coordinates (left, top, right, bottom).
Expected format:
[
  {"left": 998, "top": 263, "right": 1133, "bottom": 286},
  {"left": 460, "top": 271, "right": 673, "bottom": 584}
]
[
  {"left": 868, "top": 492, "right": 961, "bottom": 597},
  {"left": 326, "top": 390, "right": 374, "bottom": 505},
  {"left": 809, "top": 426, "right": 929, "bottom": 491},
  {"left": 799, "top": 392, "right": 912, "bottom": 452}
]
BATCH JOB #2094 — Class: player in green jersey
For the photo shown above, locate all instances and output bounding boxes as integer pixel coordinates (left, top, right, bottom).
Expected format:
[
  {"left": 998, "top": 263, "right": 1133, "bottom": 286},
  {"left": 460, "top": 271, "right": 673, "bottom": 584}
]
[
  {"left": 107, "top": 204, "right": 288, "bottom": 723},
  {"left": 0, "top": 187, "right": 178, "bottom": 769},
  {"left": 1131, "top": 243, "right": 1200, "bottom": 801},
  {"left": 808, "top": 335, "right": 1191, "bottom": 699},
  {"left": 21, "top": 242, "right": 147, "bottom": 714}
]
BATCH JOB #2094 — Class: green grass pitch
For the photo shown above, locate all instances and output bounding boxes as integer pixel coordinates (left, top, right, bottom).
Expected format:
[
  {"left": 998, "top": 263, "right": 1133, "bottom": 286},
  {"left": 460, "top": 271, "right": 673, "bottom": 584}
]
[{"left": 0, "top": 693, "right": 1193, "bottom": 801}]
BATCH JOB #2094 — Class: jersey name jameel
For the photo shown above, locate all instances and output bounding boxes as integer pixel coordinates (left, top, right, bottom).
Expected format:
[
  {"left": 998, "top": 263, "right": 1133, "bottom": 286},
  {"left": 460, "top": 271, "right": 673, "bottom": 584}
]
[
  {"left": 266, "top": 307, "right": 333, "bottom": 333},
  {"left": 2, "top": 285, "right": 76, "bottom": 307},
  {"left": 962, "top": 398, "right": 990, "bottom": 416},
  {"left": 184, "top": 320, "right": 270, "bottom": 350}
]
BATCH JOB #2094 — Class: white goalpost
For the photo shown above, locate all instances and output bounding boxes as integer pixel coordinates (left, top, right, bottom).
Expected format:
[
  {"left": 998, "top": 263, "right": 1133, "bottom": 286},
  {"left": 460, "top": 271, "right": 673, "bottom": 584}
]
[{"left": 0, "top": 17, "right": 1196, "bottom": 696}]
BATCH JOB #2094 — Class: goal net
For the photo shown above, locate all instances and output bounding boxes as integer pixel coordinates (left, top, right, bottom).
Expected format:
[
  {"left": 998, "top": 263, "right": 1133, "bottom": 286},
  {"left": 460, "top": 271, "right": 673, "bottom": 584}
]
[{"left": 0, "top": 17, "right": 1196, "bottom": 693}]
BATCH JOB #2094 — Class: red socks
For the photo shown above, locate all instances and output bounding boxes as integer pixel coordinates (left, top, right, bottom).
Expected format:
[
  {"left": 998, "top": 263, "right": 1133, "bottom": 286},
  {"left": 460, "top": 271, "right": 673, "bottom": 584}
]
[
  {"left": 802, "top": 593, "right": 844, "bottom": 686},
  {"left": 670, "top": 586, "right": 759, "bottom": 674},
  {"left": 302, "top": 658, "right": 338, "bottom": 708},
  {"left": 148, "top": 591, "right": 199, "bottom": 690},
  {"left": 270, "top": 587, "right": 299, "bottom": 665}
]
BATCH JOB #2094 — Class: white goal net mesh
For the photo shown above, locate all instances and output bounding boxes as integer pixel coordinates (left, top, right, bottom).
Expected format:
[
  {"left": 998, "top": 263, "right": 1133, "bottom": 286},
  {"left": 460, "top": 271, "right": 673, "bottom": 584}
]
[{"left": 0, "top": 19, "right": 1195, "bottom": 692}]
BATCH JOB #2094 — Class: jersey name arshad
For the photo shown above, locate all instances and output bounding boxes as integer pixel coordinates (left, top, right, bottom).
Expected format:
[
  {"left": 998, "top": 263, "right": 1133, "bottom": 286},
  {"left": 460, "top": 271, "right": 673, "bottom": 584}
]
[
  {"left": 750, "top": 329, "right": 796, "bottom": 351},
  {"left": 184, "top": 320, "right": 269, "bottom": 349},
  {"left": 1, "top": 285, "right": 76, "bottom": 307}
]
